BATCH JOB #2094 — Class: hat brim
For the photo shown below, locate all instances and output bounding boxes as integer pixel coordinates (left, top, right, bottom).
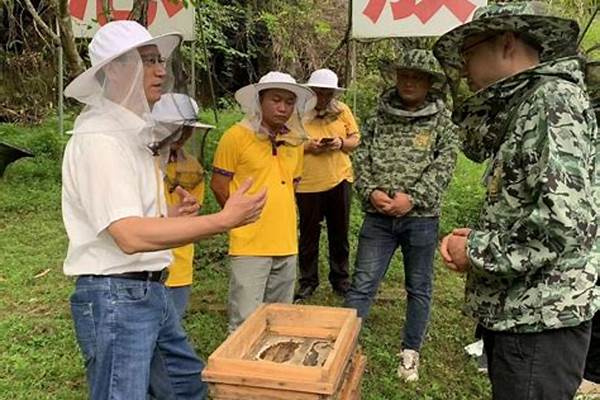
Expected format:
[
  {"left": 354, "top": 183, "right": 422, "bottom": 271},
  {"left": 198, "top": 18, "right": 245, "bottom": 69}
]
[
  {"left": 433, "top": 15, "right": 579, "bottom": 69},
  {"left": 305, "top": 83, "right": 346, "bottom": 92},
  {"left": 65, "top": 32, "right": 183, "bottom": 99},
  {"left": 187, "top": 122, "right": 215, "bottom": 129},
  {"left": 235, "top": 82, "right": 316, "bottom": 113},
  {"left": 380, "top": 63, "right": 447, "bottom": 85},
  {"left": 157, "top": 118, "right": 215, "bottom": 130}
]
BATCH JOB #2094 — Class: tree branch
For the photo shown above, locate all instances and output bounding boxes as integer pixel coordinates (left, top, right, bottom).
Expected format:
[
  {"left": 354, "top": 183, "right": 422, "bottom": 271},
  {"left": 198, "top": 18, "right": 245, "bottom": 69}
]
[{"left": 21, "top": 0, "right": 61, "bottom": 46}]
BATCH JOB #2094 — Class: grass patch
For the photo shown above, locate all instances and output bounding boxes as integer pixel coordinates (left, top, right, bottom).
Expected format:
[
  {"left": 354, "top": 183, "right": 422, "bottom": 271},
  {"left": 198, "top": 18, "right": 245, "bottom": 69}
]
[{"left": 0, "top": 112, "right": 489, "bottom": 399}]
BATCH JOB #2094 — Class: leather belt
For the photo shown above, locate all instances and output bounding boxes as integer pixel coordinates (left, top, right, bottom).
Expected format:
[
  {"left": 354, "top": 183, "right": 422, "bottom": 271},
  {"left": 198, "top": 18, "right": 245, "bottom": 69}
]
[{"left": 86, "top": 268, "right": 169, "bottom": 283}]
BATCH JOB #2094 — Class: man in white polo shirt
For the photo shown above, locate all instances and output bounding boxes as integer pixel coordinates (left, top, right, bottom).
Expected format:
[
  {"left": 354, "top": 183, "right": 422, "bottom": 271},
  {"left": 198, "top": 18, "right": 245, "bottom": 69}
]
[{"left": 62, "top": 21, "right": 265, "bottom": 400}]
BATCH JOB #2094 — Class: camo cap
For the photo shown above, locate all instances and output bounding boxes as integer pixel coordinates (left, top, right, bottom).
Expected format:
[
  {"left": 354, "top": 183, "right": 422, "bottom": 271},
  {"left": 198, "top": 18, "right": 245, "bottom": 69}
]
[
  {"left": 380, "top": 49, "right": 446, "bottom": 85},
  {"left": 433, "top": 1, "right": 579, "bottom": 69}
]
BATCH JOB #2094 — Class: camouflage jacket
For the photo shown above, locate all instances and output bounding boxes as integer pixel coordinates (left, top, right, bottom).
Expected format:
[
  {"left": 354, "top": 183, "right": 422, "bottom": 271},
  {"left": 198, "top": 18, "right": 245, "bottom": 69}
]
[
  {"left": 455, "top": 57, "right": 599, "bottom": 332},
  {"left": 353, "top": 89, "right": 459, "bottom": 217}
]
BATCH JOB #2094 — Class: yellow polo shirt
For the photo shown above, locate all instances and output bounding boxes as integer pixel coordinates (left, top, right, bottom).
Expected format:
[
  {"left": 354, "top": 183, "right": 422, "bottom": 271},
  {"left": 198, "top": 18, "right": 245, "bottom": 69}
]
[
  {"left": 296, "top": 102, "right": 359, "bottom": 193},
  {"left": 164, "top": 152, "right": 205, "bottom": 287},
  {"left": 213, "top": 123, "right": 303, "bottom": 256}
]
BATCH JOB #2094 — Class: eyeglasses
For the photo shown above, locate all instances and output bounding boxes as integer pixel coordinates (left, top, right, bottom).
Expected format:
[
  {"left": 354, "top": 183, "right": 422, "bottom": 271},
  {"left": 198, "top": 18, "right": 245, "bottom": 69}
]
[{"left": 140, "top": 54, "right": 166, "bottom": 67}]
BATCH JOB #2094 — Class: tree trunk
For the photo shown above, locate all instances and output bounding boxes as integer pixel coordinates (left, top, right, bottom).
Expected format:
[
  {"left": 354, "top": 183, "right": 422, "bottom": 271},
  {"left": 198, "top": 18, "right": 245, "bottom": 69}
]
[
  {"left": 56, "top": 0, "right": 84, "bottom": 77},
  {"left": 127, "top": 0, "right": 150, "bottom": 27},
  {"left": 22, "top": 0, "right": 84, "bottom": 77}
]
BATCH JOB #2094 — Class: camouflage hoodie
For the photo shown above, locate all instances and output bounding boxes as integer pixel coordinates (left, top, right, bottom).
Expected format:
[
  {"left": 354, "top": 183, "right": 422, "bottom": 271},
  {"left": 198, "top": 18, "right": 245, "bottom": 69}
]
[
  {"left": 354, "top": 88, "right": 459, "bottom": 216},
  {"left": 456, "top": 57, "right": 599, "bottom": 332}
]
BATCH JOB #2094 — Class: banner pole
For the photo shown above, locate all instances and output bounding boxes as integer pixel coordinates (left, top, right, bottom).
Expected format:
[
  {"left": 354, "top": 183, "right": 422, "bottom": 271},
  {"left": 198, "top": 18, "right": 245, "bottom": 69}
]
[{"left": 56, "top": 17, "right": 64, "bottom": 135}]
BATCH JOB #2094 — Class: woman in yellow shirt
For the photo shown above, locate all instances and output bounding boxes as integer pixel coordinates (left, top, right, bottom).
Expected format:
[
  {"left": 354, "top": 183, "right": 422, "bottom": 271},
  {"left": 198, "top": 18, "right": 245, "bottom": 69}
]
[
  {"left": 153, "top": 93, "right": 214, "bottom": 319},
  {"left": 294, "top": 69, "right": 360, "bottom": 301}
]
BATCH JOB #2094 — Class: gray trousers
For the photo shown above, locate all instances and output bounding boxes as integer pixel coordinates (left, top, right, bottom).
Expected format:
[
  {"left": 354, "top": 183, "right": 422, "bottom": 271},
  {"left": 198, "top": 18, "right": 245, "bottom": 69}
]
[{"left": 228, "top": 255, "right": 296, "bottom": 332}]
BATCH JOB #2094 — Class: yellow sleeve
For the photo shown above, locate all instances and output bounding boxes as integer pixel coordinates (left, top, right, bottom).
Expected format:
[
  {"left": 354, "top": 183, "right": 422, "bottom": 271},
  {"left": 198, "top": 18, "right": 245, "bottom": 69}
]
[
  {"left": 190, "top": 181, "right": 205, "bottom": 206},
  {"left": 163, "top": 162, "right": 178, "bottom": 206},
  {"left": 212, "top": 128, "right": 239, "bottom": 177},
  {"left": 293, "top": 146, "right": 304, "bottom": 182},
  {"left": 340, "top": 103, "right": 360, "bottom": 137}
]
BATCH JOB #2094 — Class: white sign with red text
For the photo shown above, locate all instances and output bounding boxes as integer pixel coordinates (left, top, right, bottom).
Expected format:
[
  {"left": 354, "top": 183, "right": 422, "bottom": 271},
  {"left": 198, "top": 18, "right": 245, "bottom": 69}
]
[
  {"left": 69, "top": 0, "right": 194, "bottom": 41},
  {"left": 352, "top": 0, "right": 487, "bottom": 38}
]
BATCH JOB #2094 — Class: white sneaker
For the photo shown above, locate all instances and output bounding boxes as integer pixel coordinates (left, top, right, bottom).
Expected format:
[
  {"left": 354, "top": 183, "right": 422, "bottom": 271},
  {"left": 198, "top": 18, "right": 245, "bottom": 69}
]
[{"left": 397, "top": 349, "right": 419, "bottom": 382}]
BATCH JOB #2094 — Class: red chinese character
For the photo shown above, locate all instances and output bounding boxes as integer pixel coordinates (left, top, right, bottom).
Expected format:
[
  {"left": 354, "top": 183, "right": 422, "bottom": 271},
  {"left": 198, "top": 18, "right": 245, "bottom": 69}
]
[
  {"left": 363, "top": 0, "right": 476, "bottom": 24},
  {"left": 69, "top": 0, "right": 185, "bottom": 26}
]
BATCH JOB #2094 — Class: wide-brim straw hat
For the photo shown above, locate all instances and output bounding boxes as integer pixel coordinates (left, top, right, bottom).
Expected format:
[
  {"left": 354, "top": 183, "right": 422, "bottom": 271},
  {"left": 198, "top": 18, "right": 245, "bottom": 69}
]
[
  {"left": 65, "top": 20, "right": 182, "bottom": 100},
  {"left": 235, "top": 71, "right": 316, "bottom": 114}
]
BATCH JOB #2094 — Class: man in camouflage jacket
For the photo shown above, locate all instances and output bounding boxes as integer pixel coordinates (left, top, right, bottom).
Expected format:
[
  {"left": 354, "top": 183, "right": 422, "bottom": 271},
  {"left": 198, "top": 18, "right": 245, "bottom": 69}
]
[
  {"left": 344, "top": 49, "right": 459, "bottom": 382},
  {"left": 435, "top": 2, "right": 599, "bottom": 399},
  {"left": 582, "top": 58, "right": 600, "bottom": 395}
]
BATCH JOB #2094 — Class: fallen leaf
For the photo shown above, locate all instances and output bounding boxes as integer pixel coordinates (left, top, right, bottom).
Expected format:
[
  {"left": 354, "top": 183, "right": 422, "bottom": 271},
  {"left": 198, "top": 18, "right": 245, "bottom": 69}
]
[{"left": 34, "top": 268, "right": 51, "bottom": 279}]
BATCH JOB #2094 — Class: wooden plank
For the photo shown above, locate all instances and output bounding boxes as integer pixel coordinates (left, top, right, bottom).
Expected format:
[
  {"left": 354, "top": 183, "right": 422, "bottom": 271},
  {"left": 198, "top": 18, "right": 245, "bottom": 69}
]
[
  {"left": 203, "top": 369, "right": 334, "bottom": 394},
  {"left": 268, "top": 325, "right": 339, "bottom": 339},
  {"left": 339, "top": 352, "right": 367, "bottom": 400},
  {"left": 206, "top": 357, "right": 323, "bottom": 382},
  {"left": 266, "top": 304, "right": 353, "bottom": 329},
  {"left": 322, "top": 317, "right": 360, "bottom": 388},
  {"left": 209, "top": 305, "right": 268, "bottom": 360},
  {"left": 203, "top": 304, "right": 363, "bottom": 396},
  {"left": 209, "top": 383, "right": 323, "bottom": 400},
  {"left": 266, "top": 303, "right": 352, "bottom": 315},
  {"left": 208, "top": 350, "right": 366, "bottom": 400}
]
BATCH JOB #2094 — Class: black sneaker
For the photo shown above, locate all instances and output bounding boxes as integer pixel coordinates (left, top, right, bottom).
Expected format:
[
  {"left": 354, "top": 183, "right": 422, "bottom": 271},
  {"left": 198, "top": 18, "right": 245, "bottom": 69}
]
[
  {"left": 332, "top": 282, "right": 350, "bottom": 297},
  {"left": 294, "top": 285, "right": 316, "bottom": 302}
]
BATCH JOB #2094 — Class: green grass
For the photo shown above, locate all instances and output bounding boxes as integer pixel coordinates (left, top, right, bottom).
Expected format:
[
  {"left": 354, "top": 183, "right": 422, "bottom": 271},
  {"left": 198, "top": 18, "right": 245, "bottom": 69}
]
[{"left": 0, "top": 112, "right": 490, "bottom": 399}]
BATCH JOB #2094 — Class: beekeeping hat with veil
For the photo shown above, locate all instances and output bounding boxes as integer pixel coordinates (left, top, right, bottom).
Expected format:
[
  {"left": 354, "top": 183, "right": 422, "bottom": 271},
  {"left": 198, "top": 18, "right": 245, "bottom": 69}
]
[
  {"left": 150, "top": 93, "right": 215, "bottom": 159},
  {"left": 433, "top": 1, "right": 579, "bottom": 105},
  {"left": 64, "top": 20, "right": 183, "bottom": 153},
  {"left": 235, "top": 71, "right": 316, "bottom": 146}
]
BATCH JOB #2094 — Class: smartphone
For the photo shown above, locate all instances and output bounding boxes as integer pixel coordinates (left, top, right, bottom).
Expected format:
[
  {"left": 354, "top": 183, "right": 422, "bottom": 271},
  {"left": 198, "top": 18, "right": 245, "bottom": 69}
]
[{"left": 320, "top": 137, "right": 335, "bottom": 144}]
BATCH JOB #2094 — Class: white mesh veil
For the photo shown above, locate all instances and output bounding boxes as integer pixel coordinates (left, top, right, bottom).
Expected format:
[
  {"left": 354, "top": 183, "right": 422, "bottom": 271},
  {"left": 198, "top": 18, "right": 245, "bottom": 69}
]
[
  {"left": 64, "top": 21, "right": 182, "bottom": 155},
  {"left": 235, "top": 74, "right": 317, "bottom": 147},
  {"left": 152, "top": 93, "right": 215, "bottom": 196},
  {"left": 64, "top": 21, "right": 183, "bottom": 217},
  {"left": 240, "top": 93, "right": 315, "bottom": 147},
  {"left": 69, "top": 48, "right": 184, "bottom": 153}
]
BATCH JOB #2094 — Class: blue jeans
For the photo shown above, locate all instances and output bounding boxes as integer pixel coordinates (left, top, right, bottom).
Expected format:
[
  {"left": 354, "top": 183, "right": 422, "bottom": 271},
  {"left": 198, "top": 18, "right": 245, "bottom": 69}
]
[
  {"left": 168, "top": 285, "right": 192, "bottom": 321},
  {"left": 344, "top": 213, "right": 438, "bottom": 351},
  {"left": 70, "top": 276, "right": 207, "bottom": 399}
]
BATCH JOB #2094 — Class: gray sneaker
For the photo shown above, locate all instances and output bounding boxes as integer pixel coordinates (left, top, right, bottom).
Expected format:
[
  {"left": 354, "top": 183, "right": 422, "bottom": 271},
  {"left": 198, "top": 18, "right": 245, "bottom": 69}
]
[{"left": 397, "top": 349, "right": 419, "bottom": 382}]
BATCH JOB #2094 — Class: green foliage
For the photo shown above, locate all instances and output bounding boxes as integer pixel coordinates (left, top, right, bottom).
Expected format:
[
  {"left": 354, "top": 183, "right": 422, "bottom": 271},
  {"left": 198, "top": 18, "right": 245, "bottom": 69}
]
[
  {"left": 188, "top": 0, "right": 255, "bottom": 77},
  {"left": 440, "top": 155, "right": 486, "bottom": 236},
  {"left": 256, "top": 0, "right": 347, "bottom": 78},
  {"left": 342, "top": 73, "right": 385, "bottom": 124},
  {"left": 0, "top": 118, "right": 69, "bottom": 184}
]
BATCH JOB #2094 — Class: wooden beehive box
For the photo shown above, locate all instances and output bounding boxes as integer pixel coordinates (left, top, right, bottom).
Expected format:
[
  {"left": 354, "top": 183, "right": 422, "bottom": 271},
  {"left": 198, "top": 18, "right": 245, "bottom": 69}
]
[{"left": 202, "top": 303, "right": 366, "bottom": 399}]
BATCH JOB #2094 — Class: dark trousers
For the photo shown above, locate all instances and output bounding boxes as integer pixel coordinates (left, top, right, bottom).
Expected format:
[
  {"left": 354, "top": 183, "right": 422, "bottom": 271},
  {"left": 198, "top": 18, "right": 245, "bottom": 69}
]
[
  {"left": 296, "top": 180, "right": 351, "bottom": 290},
  {"left": 584, "top": 309, "right": 600, "bottom": 383},
  {"left": 481, "top": 322, "right": 592, "bottom": 400}
]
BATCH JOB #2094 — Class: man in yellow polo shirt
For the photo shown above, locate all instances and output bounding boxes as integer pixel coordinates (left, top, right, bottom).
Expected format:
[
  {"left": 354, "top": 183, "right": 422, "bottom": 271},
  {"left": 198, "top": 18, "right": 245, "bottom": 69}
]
[
  {"left": 211, "top": 71, "right": 316, "bottom": 331},
  {"left": 294, "top": 69, "right": 360, "bottom": 301}
]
